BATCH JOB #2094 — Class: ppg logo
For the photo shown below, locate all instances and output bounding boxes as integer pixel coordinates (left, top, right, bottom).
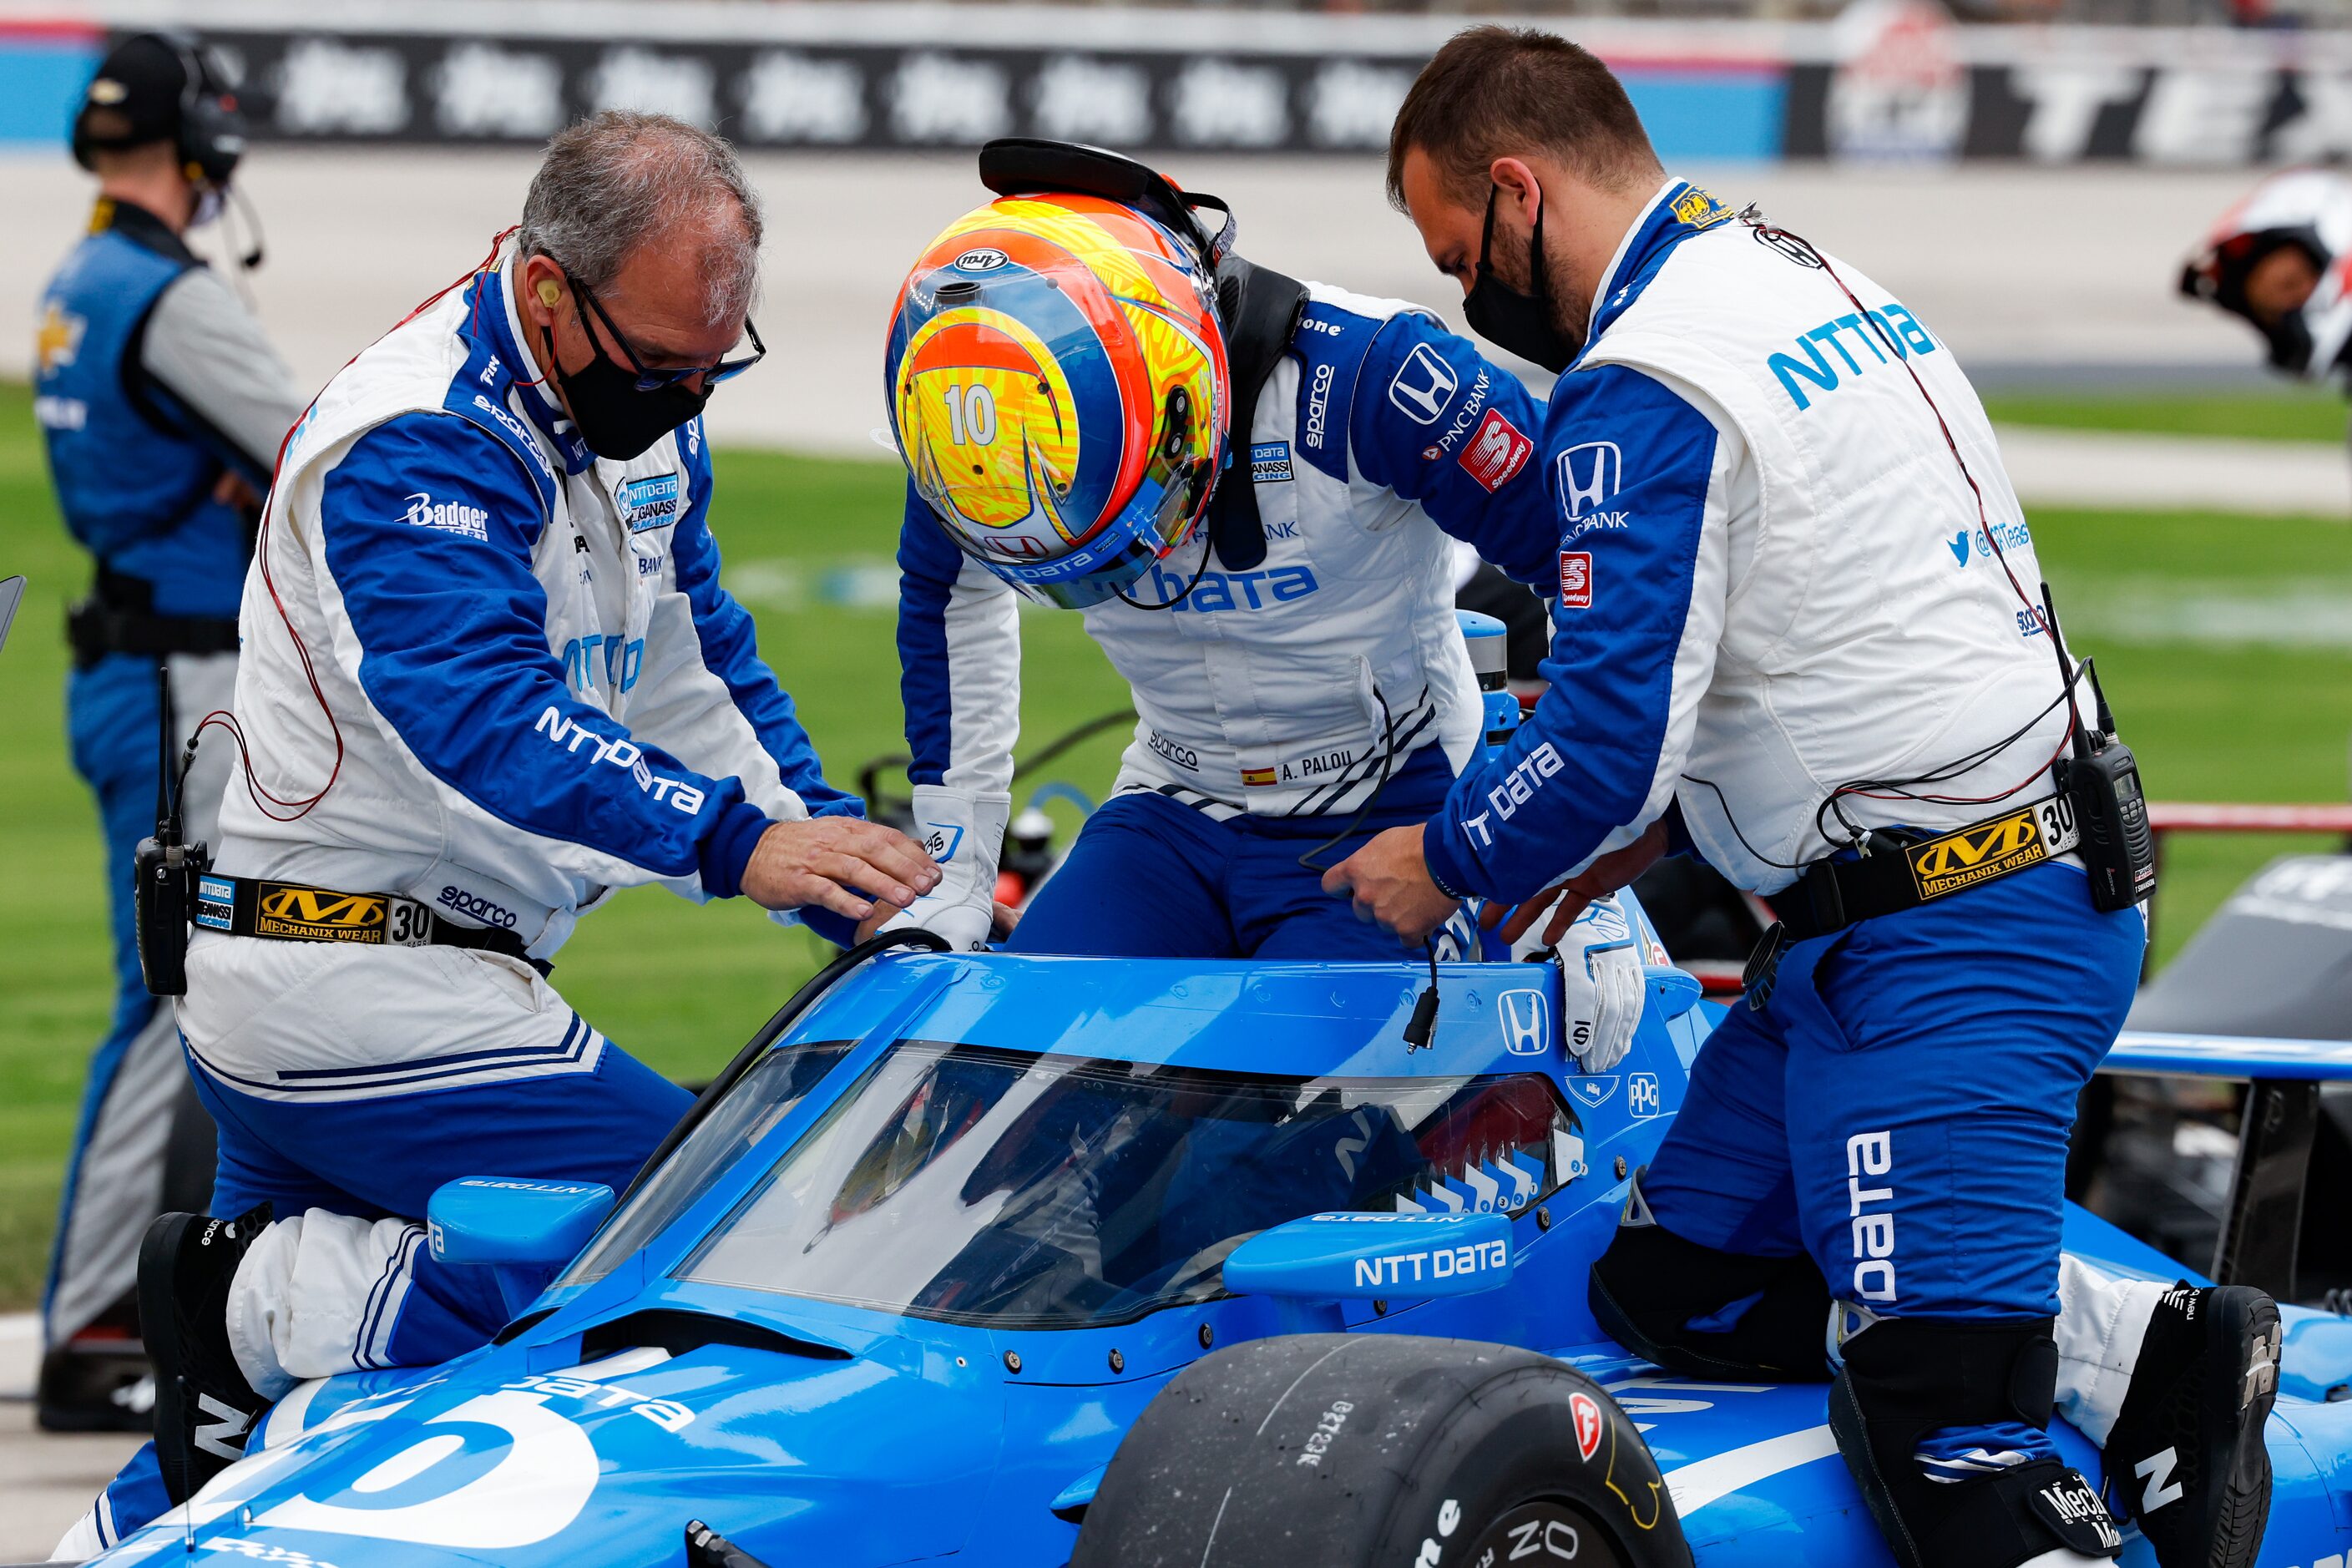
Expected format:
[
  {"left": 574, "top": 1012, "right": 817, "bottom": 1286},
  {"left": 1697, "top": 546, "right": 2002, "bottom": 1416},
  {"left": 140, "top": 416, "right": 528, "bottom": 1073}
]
[
  {"left": 1497, "top": 989, "right": 1550, "bottom": 1056},
  {"left": 1556, "top": 441, "right": 1621, "bottom": 518},
  {"left": 1627, "top": 1072, "right": 1662, "bottom": 1118},
  {"left": 1388, "top": 342, "right": 1460, "bottom": 426}
]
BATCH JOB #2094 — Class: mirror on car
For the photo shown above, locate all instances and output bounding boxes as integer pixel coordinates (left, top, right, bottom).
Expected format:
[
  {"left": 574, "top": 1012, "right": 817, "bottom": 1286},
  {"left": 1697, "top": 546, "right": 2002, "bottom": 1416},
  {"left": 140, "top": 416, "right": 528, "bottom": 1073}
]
[
  {"left": 427, "top": 1176, "right": 615, "bottom": 1268},
  {"left": 1644, "top": 964, "right": 1704, "bottom": 1022},
  {"left": 1223, "top": 1211, "right": 1514, "bottom": 1302}
]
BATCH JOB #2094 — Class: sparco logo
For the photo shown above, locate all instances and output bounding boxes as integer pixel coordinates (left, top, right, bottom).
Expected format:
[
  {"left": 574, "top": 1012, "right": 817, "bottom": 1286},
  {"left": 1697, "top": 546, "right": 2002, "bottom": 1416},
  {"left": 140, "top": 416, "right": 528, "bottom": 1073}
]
[
  {"left": 1147, "top": 731, "right": 1199, "bottom": 771},
  {"left": 404, "top": 492, "right": 490, "bottom": 542},
  {"left": 1303, "top": 362, "right": 1334, "bottom": 449},
  {"left": 437, "top": 885, "right": 518, "bottom": 928}
]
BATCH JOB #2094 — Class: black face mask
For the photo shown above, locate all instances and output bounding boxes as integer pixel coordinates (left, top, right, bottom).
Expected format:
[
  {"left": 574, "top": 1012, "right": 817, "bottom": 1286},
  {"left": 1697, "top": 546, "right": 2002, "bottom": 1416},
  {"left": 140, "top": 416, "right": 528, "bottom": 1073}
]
[
  {"left": 1462, "top": 184, "right": 1581, "bottom": 375},
  {"left": 544, "top": 319, "right": 710, "bottom": 462}
]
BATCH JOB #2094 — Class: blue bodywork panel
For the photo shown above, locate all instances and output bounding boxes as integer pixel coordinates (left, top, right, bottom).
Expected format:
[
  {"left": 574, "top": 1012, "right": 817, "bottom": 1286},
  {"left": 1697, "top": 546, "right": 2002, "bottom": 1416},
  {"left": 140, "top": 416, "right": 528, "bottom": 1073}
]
[{"left": 92, "top": 945, "right": 2352, "bottom": 1567}]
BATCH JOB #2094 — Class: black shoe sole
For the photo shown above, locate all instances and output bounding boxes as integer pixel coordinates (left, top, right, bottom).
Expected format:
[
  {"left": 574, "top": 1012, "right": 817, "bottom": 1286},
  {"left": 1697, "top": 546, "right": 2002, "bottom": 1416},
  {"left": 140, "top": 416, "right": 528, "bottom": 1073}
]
[
  {"left": 2193, "top": 1287, "right": 2280, "bottom": 1568},
  {"left": 137, "top": 1211, "right": 206, "bottom": 1505}
]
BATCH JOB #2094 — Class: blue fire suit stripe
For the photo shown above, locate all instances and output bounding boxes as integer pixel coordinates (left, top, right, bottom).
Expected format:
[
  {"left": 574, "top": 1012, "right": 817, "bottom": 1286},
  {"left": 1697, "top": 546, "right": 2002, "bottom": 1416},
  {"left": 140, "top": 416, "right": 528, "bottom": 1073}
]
[
  {"left": 896, "top": 490, "right": 964, "bottom": 791},
  {"left": 319, "top": 413, "right": 770, "bottom": 893},
  {"left": 1343, "top": 312, "right": 1560, "bottom": 584},
  {"left": 1424, "top": 365, "right": 1720, "bottom": 903},
  {"left": 668, "top": 430, "right": 861, "bottom": 824}
]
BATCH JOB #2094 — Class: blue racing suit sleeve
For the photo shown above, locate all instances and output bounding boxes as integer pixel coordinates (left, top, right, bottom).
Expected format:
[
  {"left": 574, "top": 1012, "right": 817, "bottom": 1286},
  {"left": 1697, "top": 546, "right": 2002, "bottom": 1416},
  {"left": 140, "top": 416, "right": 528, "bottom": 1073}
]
[
  {"left": 1420, "top": 365, "right": 1731, "bottom": 905},
  {"left": 669, "top": 436, "right": 862, "bottom": 822},
  {"left": 1348, "top": 313, "right": 1559, "bottom": 584},
  {"left": 895, "top": 482, "right": 1020, "bottom": 797},
  {"left": 318, "top": 413, "right": 774, "bottom": 898}
]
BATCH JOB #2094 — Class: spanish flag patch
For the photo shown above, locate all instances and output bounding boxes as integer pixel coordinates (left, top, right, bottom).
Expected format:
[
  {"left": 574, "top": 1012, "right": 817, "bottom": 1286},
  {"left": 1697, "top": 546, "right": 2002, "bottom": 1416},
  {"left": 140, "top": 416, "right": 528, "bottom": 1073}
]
[{"left": 1241, "top": 766, "right": 1277, "bottom": 788}]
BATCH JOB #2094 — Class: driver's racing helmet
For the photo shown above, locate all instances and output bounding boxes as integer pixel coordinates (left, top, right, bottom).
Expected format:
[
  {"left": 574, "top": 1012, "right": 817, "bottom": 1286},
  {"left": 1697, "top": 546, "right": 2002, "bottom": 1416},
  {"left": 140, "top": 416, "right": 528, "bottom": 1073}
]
[
  {"left": 2180, "top": 168, "right": 2352, "bottom": 375},
  {"left": 885, "top": 192, "right": 1231, "bottom": 609}
]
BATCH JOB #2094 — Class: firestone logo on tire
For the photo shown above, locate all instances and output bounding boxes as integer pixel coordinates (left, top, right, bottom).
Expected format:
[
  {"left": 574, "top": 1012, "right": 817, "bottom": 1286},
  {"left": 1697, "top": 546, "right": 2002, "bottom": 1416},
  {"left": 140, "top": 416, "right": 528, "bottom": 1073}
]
[{"left": 1570, "top": 1390, "right": 1605, "bottom": 1460}]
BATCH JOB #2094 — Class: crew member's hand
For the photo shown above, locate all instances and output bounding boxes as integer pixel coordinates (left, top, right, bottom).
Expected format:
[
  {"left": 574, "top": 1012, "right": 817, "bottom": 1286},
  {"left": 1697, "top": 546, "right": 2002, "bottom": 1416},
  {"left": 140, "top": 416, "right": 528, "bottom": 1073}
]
[
  {"left": 212, "top": 470, "right": 262, "bottom": 516},
  {"left": 1322, "top": 824, "right": 1463, "bottom": 945},
  {"left": 857, "top": 898, "right": 1022, "bottom": 948},
  {"left": 1484, "top": 821, "right": 1669, "bottom": 948},
  {"left": 741, "top": 818, "right": 938, "bottom": 923}
]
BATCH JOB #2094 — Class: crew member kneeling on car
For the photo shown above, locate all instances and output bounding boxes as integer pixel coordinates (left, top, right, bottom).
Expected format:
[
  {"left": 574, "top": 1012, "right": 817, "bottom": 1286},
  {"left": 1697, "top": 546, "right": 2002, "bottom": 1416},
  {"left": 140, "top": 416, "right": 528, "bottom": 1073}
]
[
  {"left": 1328, "top": 28, "right": 2280, "bottom": 1568},
  {"left": 58, "top": 112, "right": 937, "bottom": 1555}
]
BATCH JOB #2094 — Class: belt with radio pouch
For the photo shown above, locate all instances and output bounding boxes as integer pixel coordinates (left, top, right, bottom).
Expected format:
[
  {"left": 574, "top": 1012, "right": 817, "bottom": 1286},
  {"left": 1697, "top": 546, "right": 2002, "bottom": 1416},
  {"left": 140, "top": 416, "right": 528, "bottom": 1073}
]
[
  {"left": 1744, "top": 730, "right": 2154, "bottom": 1009},
  {"left": 139, "top": 859, "right": 540, "bottom": 996}
]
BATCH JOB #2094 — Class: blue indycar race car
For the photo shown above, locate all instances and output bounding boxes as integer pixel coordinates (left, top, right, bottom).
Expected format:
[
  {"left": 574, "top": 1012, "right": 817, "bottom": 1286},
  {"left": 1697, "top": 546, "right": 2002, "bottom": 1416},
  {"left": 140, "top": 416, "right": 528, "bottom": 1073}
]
[{"left": 83, "top": 912, "right": 2352, "bottom": 1568}]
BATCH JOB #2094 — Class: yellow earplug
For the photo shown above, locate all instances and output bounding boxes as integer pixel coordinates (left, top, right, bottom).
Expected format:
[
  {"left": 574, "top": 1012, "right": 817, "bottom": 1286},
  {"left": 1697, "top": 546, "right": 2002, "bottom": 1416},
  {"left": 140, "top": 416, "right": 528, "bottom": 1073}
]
[{"left": 537, "top": 280, "right": 562, "bottom": 307}]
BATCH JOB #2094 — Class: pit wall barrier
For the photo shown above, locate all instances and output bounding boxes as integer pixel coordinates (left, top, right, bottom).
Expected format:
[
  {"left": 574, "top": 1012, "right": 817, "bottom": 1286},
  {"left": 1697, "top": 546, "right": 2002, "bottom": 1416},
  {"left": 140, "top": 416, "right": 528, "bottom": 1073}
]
[{"left": 2, "top": 0, "right": 2347, "bottom": 164}]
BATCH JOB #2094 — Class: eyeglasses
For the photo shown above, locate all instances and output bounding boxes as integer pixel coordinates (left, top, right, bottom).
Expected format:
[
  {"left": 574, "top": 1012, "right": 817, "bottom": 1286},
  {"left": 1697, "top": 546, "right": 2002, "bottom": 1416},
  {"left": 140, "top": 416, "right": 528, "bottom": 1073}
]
[{"left": 569, "top": 273, "right": 766, "bottom": 392}]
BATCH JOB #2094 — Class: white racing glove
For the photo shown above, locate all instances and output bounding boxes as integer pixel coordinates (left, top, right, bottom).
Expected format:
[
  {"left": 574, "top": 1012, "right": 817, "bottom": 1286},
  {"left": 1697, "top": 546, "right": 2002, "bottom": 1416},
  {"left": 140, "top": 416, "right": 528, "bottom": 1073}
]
[
  {"left": 881, "top": 786, "right": 1009, "bottom": 952},
  {"left": 1557, "top": 894, "right": 1645, "bottom": 1073}
]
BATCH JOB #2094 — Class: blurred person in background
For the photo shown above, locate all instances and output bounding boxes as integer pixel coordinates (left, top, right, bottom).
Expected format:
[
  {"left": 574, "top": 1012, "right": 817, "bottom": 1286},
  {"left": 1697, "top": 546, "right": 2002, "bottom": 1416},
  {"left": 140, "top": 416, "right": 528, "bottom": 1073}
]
[
  {"left": 2180, "top": 168, "right": 2352, "bottom": 398},
  {"left": 57, "top": 111, "right": 936, "bottom": 1554},
  {"left": 1335, "top": 27, "right": 2279, "bottom": 1568},
  {"left": 31, "top": 31, "right": 301, "bottom": 1434}
]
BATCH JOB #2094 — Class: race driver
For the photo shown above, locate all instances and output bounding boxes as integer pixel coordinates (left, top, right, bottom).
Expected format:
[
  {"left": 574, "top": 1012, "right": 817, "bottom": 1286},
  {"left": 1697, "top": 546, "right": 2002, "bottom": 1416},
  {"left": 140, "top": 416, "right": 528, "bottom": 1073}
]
[
  {"left": 885, "top": 141, "right": 1645, "bottom": 1004},
  {"left": 60, "top": 112, "right": 935, "bottom": 1553},
  {"left": 1329, "top": 28, "right": 2279, "bottom": 1568},
  {"left": 2180, "top": 168, "right": 2352, "bottom": 393},
  {"left": 33, "top": 30, "right": 302, "bottom": 1425}
]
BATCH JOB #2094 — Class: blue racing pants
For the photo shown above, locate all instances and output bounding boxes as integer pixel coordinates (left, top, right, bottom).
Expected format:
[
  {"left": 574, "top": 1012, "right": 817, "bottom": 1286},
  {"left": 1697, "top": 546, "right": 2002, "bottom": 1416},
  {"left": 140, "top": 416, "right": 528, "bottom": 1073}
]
[
  {"left": 1009, "top": 748, "right": 1459, "bottom": 960},
  {"left": 1638, "top": 859, "right": 2145, "bottom": 1470}
]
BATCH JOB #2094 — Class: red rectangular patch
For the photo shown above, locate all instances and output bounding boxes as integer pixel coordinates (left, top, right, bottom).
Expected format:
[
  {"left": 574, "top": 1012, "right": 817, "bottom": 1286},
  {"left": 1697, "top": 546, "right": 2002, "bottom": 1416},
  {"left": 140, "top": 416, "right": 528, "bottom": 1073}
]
[
  {"left": 1456, "top": 408, "right": 1534, "bottom": 493},
  {"left": 1558, "top": 551, "right": 1591, "bottom": 609}
]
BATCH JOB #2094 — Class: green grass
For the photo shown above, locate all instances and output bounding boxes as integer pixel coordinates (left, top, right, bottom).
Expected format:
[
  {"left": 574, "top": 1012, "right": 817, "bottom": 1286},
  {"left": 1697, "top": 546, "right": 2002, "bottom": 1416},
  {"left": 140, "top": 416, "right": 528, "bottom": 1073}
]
[
  {"left": 1982, "top": 387, "right": 2345, "bottom": 444},
  {"left": 2, "top": 383, "right": 2348, "bottom": 1307}
]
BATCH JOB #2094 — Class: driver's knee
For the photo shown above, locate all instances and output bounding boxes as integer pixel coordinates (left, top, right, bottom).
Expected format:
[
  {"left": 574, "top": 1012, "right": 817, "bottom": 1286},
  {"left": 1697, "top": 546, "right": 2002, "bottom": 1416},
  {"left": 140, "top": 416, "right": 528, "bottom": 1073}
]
[{"left": 1587, "top": 1182, "right": 1834, "bottom": 1380}]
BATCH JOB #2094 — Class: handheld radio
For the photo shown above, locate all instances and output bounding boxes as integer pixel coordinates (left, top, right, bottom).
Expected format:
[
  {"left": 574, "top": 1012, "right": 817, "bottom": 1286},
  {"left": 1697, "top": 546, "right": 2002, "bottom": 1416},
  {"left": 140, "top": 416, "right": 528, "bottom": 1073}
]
[
  {"left": 132, "top": 663, "right": 209, "bottom": 995},
  {"left": 2041, "top": 588, "right": 2156, "bottom": 912}
]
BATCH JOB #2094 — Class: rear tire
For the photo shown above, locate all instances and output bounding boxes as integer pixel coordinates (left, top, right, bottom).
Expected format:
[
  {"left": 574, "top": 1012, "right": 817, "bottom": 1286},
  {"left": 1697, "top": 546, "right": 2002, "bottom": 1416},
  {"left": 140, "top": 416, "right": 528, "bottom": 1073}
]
[{"left": 1071, "top": 1333, "right": 1692, "bottom": 1568}]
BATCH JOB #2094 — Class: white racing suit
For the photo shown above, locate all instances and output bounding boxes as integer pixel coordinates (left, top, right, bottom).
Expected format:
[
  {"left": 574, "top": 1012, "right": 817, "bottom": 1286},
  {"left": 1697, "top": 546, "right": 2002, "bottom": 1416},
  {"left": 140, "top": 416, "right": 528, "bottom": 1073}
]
[
  {"left": 891, "top": 281, "right": 1561, "bottom": 959},
  {"left": 74, "top": 251, "right": 864, "bottom": 1549}
]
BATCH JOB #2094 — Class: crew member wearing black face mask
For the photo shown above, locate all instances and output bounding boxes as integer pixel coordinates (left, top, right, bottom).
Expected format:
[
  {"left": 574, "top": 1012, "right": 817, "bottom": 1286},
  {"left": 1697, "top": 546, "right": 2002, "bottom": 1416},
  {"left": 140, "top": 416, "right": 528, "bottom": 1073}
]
[
  {"left": 68, "top": 113, "right": 941, "bottom": 1549},
  {"left": 1463, "top": 179, "right": 1582, "bottom": 376}
]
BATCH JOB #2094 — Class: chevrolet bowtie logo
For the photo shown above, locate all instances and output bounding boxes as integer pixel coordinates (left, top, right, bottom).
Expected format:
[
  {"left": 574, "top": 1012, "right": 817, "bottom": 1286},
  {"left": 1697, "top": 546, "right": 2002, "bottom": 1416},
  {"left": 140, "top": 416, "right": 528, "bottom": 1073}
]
[
  {"left": 255, "top": 883, "right": 387, "bottom": 941},
  {"left": 35, "top": 301, "right": 83, "bottom": 377},
  {"left": 1907, "top": 807, "right": 2048, "bottom": 899}
]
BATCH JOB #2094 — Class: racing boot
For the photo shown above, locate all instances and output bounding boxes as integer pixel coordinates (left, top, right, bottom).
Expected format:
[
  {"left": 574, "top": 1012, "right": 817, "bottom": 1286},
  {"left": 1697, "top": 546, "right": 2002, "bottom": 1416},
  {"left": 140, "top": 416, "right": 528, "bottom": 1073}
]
[
  {"left": 141, "top": 1203, "right": 272, "bottom": 1504},
  {"left": 2100, "top": 1282, "right": 2280, "bottom": 1568}
]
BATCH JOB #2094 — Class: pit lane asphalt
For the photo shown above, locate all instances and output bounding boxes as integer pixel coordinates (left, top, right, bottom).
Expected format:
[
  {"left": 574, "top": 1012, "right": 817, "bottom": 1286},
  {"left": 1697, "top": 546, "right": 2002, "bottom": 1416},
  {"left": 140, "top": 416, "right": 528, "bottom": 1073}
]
[{"left": 0, "top": 149, "right": 2339, "bottom": 514}]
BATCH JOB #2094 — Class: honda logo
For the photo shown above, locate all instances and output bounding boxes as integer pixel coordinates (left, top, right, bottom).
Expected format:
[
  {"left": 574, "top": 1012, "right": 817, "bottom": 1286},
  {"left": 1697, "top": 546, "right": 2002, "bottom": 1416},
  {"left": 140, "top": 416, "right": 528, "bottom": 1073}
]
[
  {"left": 1498, "top": 989, "right": 1550, "bottom": 1056},
  {"left": 1556, "top": 441, "right": 1621, "bottom": 518},
  {"left": 1388, "top": 342, "right": 1460, "bottom": 426}
]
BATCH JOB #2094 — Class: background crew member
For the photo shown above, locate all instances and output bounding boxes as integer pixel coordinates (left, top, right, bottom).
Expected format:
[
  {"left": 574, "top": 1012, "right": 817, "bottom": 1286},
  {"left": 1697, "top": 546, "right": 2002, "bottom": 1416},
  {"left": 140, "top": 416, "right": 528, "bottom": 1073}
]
[
  {"left": 32, "top": 31, "right": 301, "bottom": 1432},
  {"left": 1329, "top": 29, "right": 2280, "bottom": 1568},
  {"left": 2178, "top": 168, "right": 2352, "bottom": 407},
  {"left": 60, "top": 113, "right": 935, "bottom": 1555}
]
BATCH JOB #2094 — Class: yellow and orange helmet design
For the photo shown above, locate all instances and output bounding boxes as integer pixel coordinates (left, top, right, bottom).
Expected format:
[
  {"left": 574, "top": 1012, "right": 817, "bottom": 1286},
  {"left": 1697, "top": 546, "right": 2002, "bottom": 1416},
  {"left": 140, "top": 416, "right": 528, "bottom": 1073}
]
[{"left": 884, "top": 192, "right": 1230, "bottom": 608}]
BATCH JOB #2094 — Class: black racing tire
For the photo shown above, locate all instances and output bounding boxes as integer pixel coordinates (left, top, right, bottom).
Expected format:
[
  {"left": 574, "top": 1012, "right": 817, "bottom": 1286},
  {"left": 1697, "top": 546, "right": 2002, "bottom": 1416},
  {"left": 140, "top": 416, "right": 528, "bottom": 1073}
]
[{"left": 1071, "top": 1333, "right": 1692, "bottom": 1568}]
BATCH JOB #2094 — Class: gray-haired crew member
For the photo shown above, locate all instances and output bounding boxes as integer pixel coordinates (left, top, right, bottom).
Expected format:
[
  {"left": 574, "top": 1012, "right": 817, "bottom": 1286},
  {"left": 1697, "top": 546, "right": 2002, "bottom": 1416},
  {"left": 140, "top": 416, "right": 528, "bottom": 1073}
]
[
  {"left": 33, "top": 30, "right": 302, "bottom": 1429},
  {"left": 59, "top": 112, "right": 937, "bottom": 1555}
]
